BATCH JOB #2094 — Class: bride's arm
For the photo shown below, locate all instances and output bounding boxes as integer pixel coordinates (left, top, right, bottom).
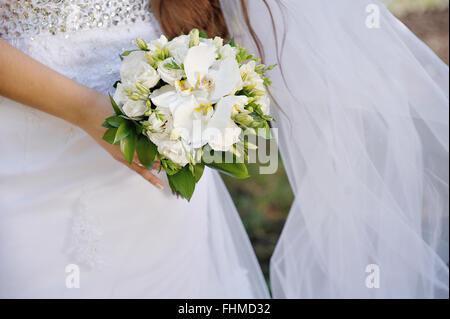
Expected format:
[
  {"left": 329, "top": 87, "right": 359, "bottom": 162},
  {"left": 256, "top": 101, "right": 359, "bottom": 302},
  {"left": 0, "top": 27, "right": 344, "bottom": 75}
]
[{"left": 0, "top": 39, "right": 164, "bottom": 189}]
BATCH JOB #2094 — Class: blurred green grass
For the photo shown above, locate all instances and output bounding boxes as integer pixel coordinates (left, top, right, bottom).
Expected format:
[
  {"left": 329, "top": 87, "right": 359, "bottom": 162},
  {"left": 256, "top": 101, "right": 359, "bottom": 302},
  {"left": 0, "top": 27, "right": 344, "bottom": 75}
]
[
  {"left": 223, "top": 0, "right": 448, "bottom": 282},
  {"left": 222, "top": 158, "right": 294, "bottom": 278},
  {"left": 389, "top": 0, "right": 449, "bottom": 14}
]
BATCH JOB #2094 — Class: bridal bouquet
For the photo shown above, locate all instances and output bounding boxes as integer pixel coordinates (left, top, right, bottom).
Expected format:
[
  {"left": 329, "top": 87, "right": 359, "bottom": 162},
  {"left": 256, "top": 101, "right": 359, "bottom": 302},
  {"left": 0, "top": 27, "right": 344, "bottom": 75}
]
[{"left": 102, "top": 29, "right": 275, "bottom": 201}]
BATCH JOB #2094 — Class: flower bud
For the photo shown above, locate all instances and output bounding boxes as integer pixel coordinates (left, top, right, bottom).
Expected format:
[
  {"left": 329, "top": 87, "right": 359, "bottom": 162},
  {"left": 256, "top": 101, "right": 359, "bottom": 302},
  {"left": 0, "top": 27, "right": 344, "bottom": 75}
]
[
  {"left": 135, "top": 82, "right": 150, "bottom": 95},
  {"left": 145, "top": 52, "right": 156, "bottom": 66},
  {"left": 234, "top": 113, "right": 254, "bottom": 126},
  {"left": 189, "top": 29, "right": 200, "bottom": 47},
  {"left": 136, "top": 38, "right": 148, "bottom": 50}
]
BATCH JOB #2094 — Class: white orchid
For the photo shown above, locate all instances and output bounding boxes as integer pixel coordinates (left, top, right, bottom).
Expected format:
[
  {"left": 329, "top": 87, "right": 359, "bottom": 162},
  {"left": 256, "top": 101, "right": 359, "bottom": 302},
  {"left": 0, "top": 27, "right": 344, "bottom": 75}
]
[
  {"left": 184, "top": 45, "right": 243, "bottom": 103},
  {"left": 205, "top": 96, "right": 248, "bottom": 152},
  {"left": 150, "top": 83, "right": 249, "bottom": 151}
]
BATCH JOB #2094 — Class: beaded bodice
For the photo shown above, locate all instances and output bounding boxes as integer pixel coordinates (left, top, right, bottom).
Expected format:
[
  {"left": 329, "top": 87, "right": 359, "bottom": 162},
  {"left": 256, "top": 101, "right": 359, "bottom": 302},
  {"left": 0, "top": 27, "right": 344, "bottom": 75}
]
[{"left": 0, "top": 0, "right": 153, "bottom": 39}]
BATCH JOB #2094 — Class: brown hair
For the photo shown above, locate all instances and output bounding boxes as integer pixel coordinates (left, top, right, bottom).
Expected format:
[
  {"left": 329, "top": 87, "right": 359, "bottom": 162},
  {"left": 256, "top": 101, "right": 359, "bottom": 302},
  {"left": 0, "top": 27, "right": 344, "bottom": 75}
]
[{"left": 151, "top": 0, "right": 230, "bottom": 40}]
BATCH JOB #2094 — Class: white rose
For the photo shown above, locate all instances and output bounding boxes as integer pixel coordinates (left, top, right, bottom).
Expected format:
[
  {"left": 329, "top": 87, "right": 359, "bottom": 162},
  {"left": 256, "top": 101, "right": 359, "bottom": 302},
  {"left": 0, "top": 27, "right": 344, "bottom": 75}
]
[
  {"left": 120, "top": 51, "right": 160, "bottom": 89},
  {"left": 149, "top": 35, "right": 169, "bottom": 53},
  {"left": 159, "top": 140, "right": 191, "bottom": 166},
  {"left": 113, "top": 82, "right": 131, "bottom": 106},
  {"left": 157, "top": 58, "right": 184, "bottom": 86},
  {"left": 113, "top": 82, "right": 149, "bottom": 119},
  {"left": 157, "top": 138, "right": 191, "bottom": 167},
  {"left": 240, "top": 60, "right": 264, "bottom": 88},
  {"left": 167, "top": 35, "right": 189, "bottom": 65},
  {"left": 122, "top": 100, "right": 148, "bottom": 119}
]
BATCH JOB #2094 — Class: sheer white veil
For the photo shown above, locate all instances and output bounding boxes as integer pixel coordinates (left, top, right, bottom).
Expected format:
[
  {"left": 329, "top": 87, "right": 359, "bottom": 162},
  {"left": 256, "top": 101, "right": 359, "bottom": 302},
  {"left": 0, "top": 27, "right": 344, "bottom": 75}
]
[{"left": 220, "top": 0, "right": 449, "bottom": 298}]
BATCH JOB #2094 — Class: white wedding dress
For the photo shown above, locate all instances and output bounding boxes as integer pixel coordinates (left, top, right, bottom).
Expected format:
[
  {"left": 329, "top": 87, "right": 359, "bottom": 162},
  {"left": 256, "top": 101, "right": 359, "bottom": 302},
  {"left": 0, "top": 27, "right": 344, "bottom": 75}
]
[{"left": 0, "top": 0, "right": 269, "bottom": 298}]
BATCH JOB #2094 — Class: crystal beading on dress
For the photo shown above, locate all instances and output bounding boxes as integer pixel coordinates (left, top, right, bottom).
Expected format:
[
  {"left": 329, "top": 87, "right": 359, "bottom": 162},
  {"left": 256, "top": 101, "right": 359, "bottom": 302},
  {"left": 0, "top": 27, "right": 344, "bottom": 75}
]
[{"left": 0, "top": 0, "right": 153, "bottom": 39}]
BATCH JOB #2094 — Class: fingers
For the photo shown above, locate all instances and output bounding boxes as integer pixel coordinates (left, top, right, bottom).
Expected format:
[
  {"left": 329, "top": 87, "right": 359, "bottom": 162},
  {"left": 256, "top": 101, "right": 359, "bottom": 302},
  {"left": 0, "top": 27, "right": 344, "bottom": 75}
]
[
  {"left": 153, "top": 159, "right": 161, "bottom": 171},
  {"left": 132, "top": 154, "right": 161, "bottom": 171},
  {"left": 118, "top": 156, "right": 164, "bottom": 190},
  {"left": 130, "top": 162, "right": 165, "bottom": 190}
]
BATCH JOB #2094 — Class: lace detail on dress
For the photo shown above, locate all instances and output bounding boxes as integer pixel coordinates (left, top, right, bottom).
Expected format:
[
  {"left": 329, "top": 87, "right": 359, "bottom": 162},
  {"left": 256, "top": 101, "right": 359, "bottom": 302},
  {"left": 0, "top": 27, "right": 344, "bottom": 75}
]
[
  {"left": 0, "top": 0, "right": 153, "bottom": 39},
  {"left": 66, "top": 192, "right": 105, "bottom": 270}
]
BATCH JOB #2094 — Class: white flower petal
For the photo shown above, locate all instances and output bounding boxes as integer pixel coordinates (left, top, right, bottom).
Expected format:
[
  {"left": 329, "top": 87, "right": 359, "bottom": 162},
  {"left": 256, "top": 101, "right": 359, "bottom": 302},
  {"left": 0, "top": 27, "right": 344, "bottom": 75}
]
[
  {"left": 240, "top": 60, "right": 264, "bottom": 88},
  {"left": 220, "top": 44, "right": 237, "bottom": 60},
  {"left": 207, "top": 96, "right": 242, "bottom": 133},
  {"left": 150, "top": 85, "right": 182, "bottom": 113},
  {"left": 209, "top": 56, "right": 242, "bottom": 103},
  {"left": 120, "top": 51, "right": 146, "bottom": 79},
  {"left": 205, "top": 96, "right": 245, "bottom": 151},
  {"left": 122, "top": 100, "right": 147, "bottom": 118},
  {"left": 157, "top": 138, "right": 191, "bottom": 167},
  {"left": 157, "top": 57, "right": 183, "bottom": 86},
  {"left": 259, "top": 94, "right": 271, "bottom": 115},
  {"left": 113, "top": 82, "right": 129, "bottom": 106},
  {"left": 208, "top": 121, "right": 242, "bottom": 152},
  {"left": 167, "top": 35, "right": 190, "bottom": 65},
  {"left": 120, "top": 51, "right": 160, "bottom": 89},
  {"left": 184, "top": 46, "right": 217, "bottom": 88},
  {"left": 149, "top": 35, "right": 168, "bottom": 52}
]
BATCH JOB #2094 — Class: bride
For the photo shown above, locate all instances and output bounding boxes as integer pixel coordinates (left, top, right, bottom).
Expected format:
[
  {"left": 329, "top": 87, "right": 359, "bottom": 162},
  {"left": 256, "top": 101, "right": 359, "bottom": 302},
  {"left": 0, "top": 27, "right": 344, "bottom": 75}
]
[{"left": 0, "top": 0, "right": 448, "bottom": 298}]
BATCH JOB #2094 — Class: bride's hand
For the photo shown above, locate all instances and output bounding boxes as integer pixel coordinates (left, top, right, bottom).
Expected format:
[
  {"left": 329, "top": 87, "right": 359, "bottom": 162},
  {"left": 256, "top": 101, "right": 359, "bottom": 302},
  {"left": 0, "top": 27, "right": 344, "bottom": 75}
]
[
  {"left": 80, "top": 93, "right": 165, "bottom": 190},
  {"left": 0, "top": 40, "right": 163, "bottom": 189}
]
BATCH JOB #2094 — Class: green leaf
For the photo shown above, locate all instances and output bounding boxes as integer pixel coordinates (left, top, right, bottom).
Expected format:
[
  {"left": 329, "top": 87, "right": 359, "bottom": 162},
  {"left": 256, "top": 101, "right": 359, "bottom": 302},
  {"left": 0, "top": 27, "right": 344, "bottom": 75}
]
[
  {"left": 120, "top": 49, "right": 139, "bottom": 59},
  {"left": 114, "top": 121, "right": 133, "bottom": 144},
  {"left": 109, "top": 94, "right": 123, "bottom": 116},
  {"left": 199, "top": 30, "right": 208, "bottom": 39},
  {"left": 206, "top": 161, "right": 249, "bottom": 179},
  {"left": 164, "top": 60, "right": 183, "bottom": 70},
  {"left": 102, "top": 121, "right": 114, "bottom": 128},
  {"left": 228, "top": 37, "right": 236, "bottom": 47},
  {"left": 136, "top": 135, "right": 157, "bottom": 169},
  {"left": 120, "top": 129, "right": 137, "bottom": 164},
  {"left": 167, "top": 166, "right": 197, "bottom": 201},
  {"left": 194, "top": 163, "right": 205, "bottom": 183},
  {"left": 105, "top": 116, "right": 125, "bottom": 128},
  {"left": 102, "top": 128, "right": 118, "bottom": 145},
  {"left": 161, "top": 158, "right": 182, "bottom": 176},
  {"left": 133, "top": 121, "right": 144, "bottom": 135}
]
